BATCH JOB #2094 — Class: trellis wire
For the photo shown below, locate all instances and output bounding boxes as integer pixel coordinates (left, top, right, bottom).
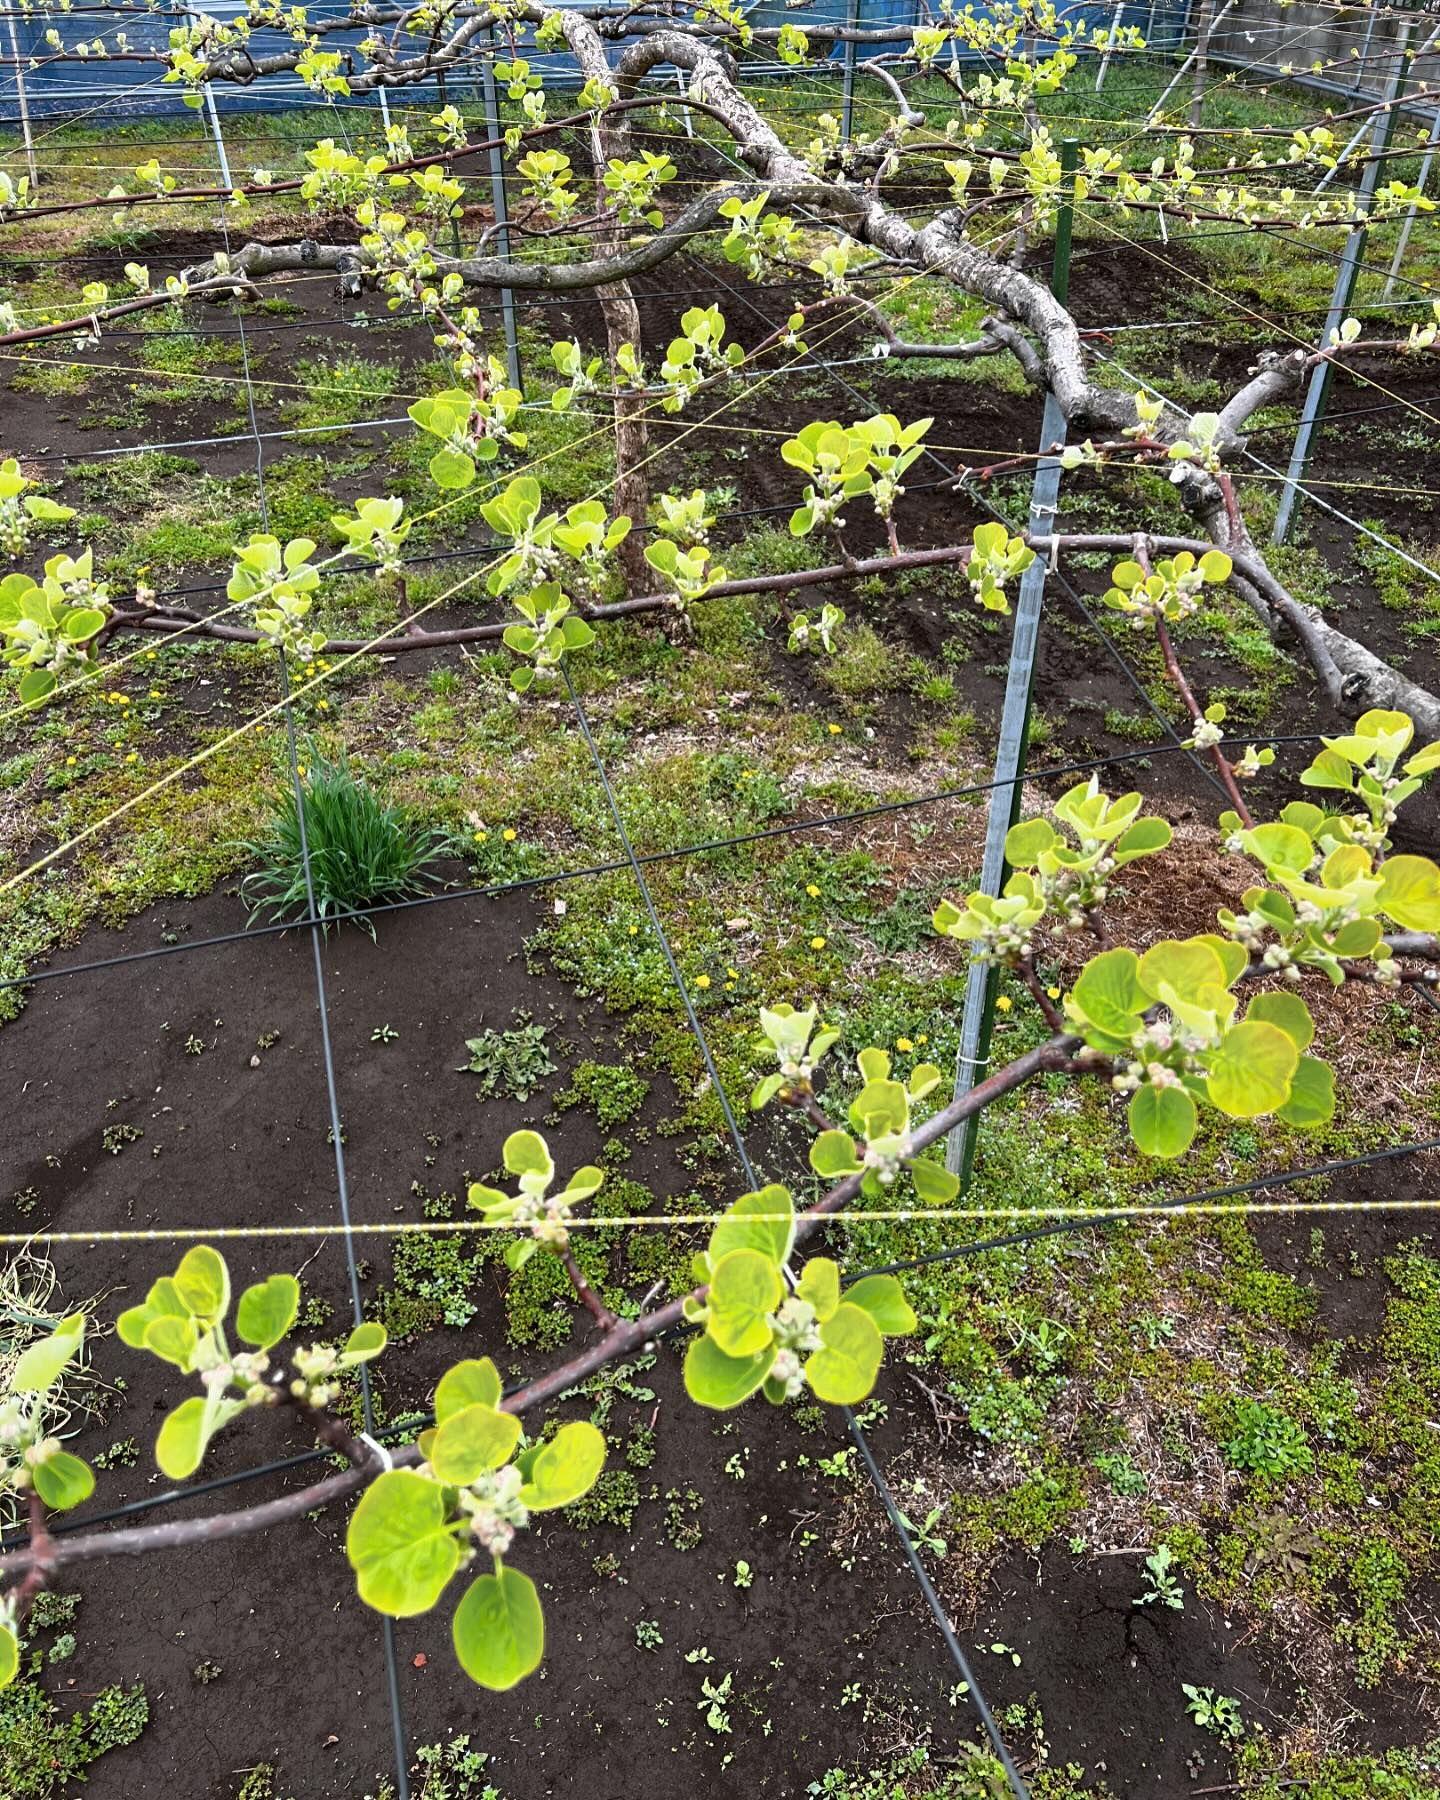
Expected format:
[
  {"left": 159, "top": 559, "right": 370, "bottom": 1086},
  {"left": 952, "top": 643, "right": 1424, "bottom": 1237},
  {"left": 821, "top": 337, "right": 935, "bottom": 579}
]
[{"left": 3, "top": 29, "right": 1440, "bottom": 1794}]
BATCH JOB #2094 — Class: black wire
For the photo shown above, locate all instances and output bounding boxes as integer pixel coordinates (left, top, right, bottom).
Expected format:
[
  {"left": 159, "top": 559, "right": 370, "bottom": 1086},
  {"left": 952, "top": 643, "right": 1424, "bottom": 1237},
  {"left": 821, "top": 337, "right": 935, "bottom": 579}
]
[
  {"left": 561, "top": 664, "right": 1029, "bottom": 1794},
  {"left": 846, "top": 1134, "right": 1440, "bottom": 1280},
  {"left": 0, "top": 732, "right": 1330, "bottom": 999}
]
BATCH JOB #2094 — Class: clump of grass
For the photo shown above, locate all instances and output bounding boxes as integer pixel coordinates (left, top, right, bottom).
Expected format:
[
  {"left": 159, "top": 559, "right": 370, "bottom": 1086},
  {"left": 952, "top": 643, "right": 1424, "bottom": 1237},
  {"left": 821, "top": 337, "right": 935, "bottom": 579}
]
[{"left": 237, "top": 746, "right": 447, "bottom": 935}]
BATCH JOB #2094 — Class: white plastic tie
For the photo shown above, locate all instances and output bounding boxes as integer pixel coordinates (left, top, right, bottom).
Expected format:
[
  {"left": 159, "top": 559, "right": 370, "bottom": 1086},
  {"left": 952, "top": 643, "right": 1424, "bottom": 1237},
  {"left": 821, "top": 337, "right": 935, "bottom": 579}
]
[{"left": 359, "top": 1432, "right": 393, "bottom": 1473}]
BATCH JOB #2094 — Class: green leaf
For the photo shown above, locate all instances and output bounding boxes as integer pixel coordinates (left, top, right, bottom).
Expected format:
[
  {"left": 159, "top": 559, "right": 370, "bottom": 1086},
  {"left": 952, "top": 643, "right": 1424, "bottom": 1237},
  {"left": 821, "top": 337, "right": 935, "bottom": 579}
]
[
  {"left": 1299, "top": 748, "right": 1354, "bottom": 792},
  {"left": 435, "top": 1358, "right": 503, "bottom": 1422},
  {"left": 1003, "top": 817, "right": 1055, "bottom": 866},
  {"left": 706, "top": 1249, "right": 782, "bottom": 1358},
  {"left": 1276, "top": 1054, "right": 1335, "bottom": 1129},
  {"left": 9, "top": 1314, "right": 85, "bottom": 1394},
  {"left": 683, "top": 1335, "right": 775, "bottom": 1409},
  {"left": 429, "top": 1404, "right": 522, "bottom": 1485},
  {"left": 1206, "top": 1019, "right": 1299, "bottom": 1118},
  {"left": 796, "top": 1257, "right": 840, "bottom": 1322},
  {"left": 0, "top": 1626, "right": 17, "bottom": 1690},
  {"left": 143, "top": 1313, "right": 199, "bottom": 1369},
  {"left": 235, "top": 1274, "right": 299, "bottom": 1349},
  {"left": 452, "top": 1565, "right": 544, "bottom": 1690},
  {"left": 346, "top": 1469, "right": 460, "bottom": 1617},
  {"left": 1113, "top": 817, "right": 1172, "bottom": 864},
  {"left": 911, "top": 1156, "right": 959, "bottom": 1203},
  {"left": 18, "top": 668, "right": 56, "bottom": 707},
  {"left": 809, "top": 1130, "right": 862, "bottom": 1178},
  {"left": 1070, "top": 948, "right": 1145, "bottom": 1038},
  {"left": 117, "top": 1278, "right": 187, "bottom": 1351},
  {"left": 708, "top": 1186, "right": 794, "bottom": 1267},
  {"left": 1138, "top": 938, "right": 1227, "bottom": 1005},
  {"left": 503, "top": 1130, "right": 553, "bottom": 1179},
  {"left": 1127, "top": 1083, "right": 1197, "bottom": 1159},
  {"left": 342, "top": 1322, "right": 387, "bottom": 1363},
  {"left": 843, "top": 1275, "right": 916, "bottom": 1336},
  {"left": 518, "top": 1419, "right": 606, "bottom": 1510},
  {"left": 155, "top": 1396, "right": 213, "bottom": 1480},
  {"left": 1331, "top": 918, "right": 1382, "bottom": 957},
  {"left": 1245, "top": 823, "right": 1315, "bottom": 872},
  {"left": 1246, "top": 991, "right": 1315, "bottom": 1051},
  {"left": 1377, "top": 855, "right": 1440, "bottom": 931},
  {"left": 173, "top": 1246, "right": 230, "bottom": 1324},
  {"left": 804, "top": 1302, "right": 883, "bottom": 1404},
  {"left": 31, "top": 1450, "right": 94, "bottom": 1511},
  {"left": 428, "top": 448, "right": 476, "bottom": 491}
]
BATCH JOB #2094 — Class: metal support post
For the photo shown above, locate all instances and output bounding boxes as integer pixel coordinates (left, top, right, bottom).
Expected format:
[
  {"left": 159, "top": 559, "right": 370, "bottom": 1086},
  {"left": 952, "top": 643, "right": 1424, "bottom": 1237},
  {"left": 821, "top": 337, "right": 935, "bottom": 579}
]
[
  {"left": 1146, "top": 0, "right": 1232, "bottom": 122},
  {"left": 1095, "top": 0, "right": 1125, "bottom": 91},
  {"left": 1274, "top": 28, "right": 1411, "bottom": 546},
  {"left": 4, "top": 12, "right": 38, "bottom": 190},
  {"left": 841, "top": 0, "right": 859, "bottom": 143},
  {"left": 946, "top": 140, "right": 1078, "bottom": 1183},
  {"left": 480, "top": 32, "right": 522, "bottom": 390}
]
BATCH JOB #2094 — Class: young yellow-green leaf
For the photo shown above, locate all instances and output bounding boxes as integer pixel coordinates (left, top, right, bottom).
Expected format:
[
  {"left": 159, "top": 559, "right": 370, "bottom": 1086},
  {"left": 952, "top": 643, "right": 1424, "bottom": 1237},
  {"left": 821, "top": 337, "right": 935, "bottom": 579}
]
[
  {"left": 342, "top": 1322, "right": 387, "bottom": 1363},
  {"left": 1243, "top": 823, "right": 1315, "bottom": 873},
  {"left": 911, "top": 1156, "right": 959, "bottom": 1204},
  {"left": 452, "top": 1564, "right": 544, "bottom": 1690},
  {"left": 1206, "top": 1019, "right": 1299, "bottom": 1118},
  {"left": 684, "top": 1334, "right": 776, "bottom": 1409},
  {"left": 503, "top": 1129, "right": 553, "bottom": 1179},
  {"left": 347, "top": 1469, "right": 460, "bottom": 1616},
  {"left": 1275, "top": 1054, "right": 1335, "bottom": 1128},
  {"left": 809, "top": 1130, "right": 862, "bottom": 1179},
  {"left": 1331, "top": 918, "right": 1382, "bottom": 957},
  {"left": 796, "top": 1257, "right": 841, "bottom": 1322},
  {"left": 155, "top": 1396, "right": 212, "bottom": 1480},
  {"left": 519, "top": 1419, "right": 606, "bottom": 1510},
  {"left": 1003, "top": 817, "right": 1056, "bottom": 866},
  {"left": 9, "top": 1314, "right": 85, "bottom": 1395},
  {"left": 235, "top": 1274, "right": 300, "bottom": 1349},
  {"left": 1196, "top": 933, "right": 1249, "bottom": 987},
  {"left": 842, "top": 1275, "right": 916, "bottom": 1336},
  {"left": 1138, "top": 938, "right": 1227, "bottom": 1006},
  {"left": 0, "top": 1625, "right": 17, "bottom": 1689},
  {"left": 1070, "top": 948, "right": 1146, "bottom": 1038},
  {"left": 705, "top": 1249, "right": 783, "bottom": 1358},
  {"left": 143, "top": 1313, "right": 199, "bottom": 1370},
  {"left": 1245, "top": 991, "right": 1315, "bottom": 1050},
  {"left": 117, "top": 1278, "right": 187, "bottom": 1351},
  {"left": 1376, "top": 855, "right": 1440, "bottom": 932},
  {"left": 429, "top": 1404, "right": 521, "bottom": 1486},
  {"left": 435, "top": 1358, "right": 503, "bottom": 1422},
  {"left": 31, "top": 1449, "right": 94, "bottom": 1511},
  {"left": 1127, "top": 1082, "right": 1197, "bottom": 1159},
  {"left": 804, "top": 1302, "right": 883, "bottom": 1404},
  {"left": 708, "top": 1186, "right": 794, "bottom": 1266},
  {"left": 173, "top": 1246, "right": 230, "bottom": 1324}
]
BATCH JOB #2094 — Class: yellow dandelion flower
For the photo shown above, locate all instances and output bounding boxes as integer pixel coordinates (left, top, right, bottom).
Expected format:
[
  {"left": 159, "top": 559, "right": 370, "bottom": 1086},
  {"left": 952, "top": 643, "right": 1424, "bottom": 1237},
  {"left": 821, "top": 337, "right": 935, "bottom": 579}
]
[
  {"left": 806, "top": 883, "right": 820, "bottom": 898},
  {"left": 810, "top": 936, "right": 827, "bottom": 951},
  {"left": 896, "top": 1037, "right": 914, "bottom": 1053},
  {"left": 695, "top": 975, "right": 711, "bottom": 990},
  {"left": 827, "top": 723, "right": 841, "bottom": 735},
  {"left": 503, "top": 828, "right": 517, "bottom": 842},
  {"left": 995, "top": 995, "right": 1013, "bottom": 1013}
]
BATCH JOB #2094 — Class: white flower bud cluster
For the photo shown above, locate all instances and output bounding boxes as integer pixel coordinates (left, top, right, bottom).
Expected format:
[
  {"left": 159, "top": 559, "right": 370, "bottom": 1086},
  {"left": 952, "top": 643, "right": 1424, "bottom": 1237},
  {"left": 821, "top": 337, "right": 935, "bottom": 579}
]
[
  {"left": 456, "top": 1463, "right": 529, "bottom": 1557},
  {"left": 290, "top": 1342, "right": 341, "bottom": 1408},
  {"left": 1259, "top": 942, "right": 1303, "bottom": 982},
  {"left": 1189, "top": 718, "right": 1224, "bottom": 751},
  {"left": 1234, "top": 745, "right": 1266, "bottom": 780},
  {"left": 766, "top": 1297, "right": 824, "bottom": 1400},
  {"left": 862, "top": 1130, "right": 913, "bottom": 1186},
  {"left": 0, "top": 1394, "right": 32, "bottom": 1454},
  {"left": 513, "top": 1190, "right": 573, "bottom": 1249},
  {"left": 1110, "top": 1018, "right": 1209, "bottom": 1094}
]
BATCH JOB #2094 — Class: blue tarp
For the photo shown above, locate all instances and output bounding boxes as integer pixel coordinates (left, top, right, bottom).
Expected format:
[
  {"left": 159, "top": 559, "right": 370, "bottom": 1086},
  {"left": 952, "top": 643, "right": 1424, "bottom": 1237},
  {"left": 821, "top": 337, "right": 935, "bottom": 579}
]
[{"left": 1, "top": 0, "right": 1148, "bottom": 120}]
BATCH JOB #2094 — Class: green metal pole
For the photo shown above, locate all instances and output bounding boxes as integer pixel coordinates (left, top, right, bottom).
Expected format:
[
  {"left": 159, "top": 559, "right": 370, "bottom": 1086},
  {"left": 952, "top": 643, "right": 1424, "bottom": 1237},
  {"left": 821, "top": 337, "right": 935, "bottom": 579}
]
[{"left": 947, "top": 139, "right": 1078, "bottom": 1187}]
